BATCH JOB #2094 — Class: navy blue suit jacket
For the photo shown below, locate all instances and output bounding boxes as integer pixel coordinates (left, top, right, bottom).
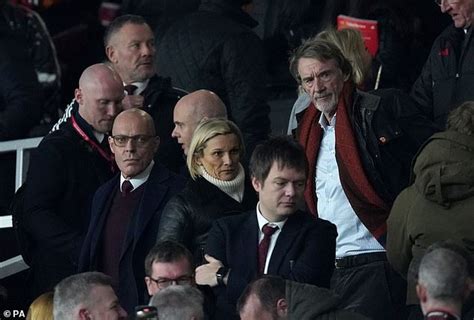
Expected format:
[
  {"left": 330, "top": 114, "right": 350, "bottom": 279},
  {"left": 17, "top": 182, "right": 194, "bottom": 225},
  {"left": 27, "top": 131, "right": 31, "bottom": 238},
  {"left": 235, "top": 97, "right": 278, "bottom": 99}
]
[
  {"left": 79, "top": 163, "right": 186, "bottom": 313},
  {"left": 206, "top": 210, "right": 337, "bottom": 319}
]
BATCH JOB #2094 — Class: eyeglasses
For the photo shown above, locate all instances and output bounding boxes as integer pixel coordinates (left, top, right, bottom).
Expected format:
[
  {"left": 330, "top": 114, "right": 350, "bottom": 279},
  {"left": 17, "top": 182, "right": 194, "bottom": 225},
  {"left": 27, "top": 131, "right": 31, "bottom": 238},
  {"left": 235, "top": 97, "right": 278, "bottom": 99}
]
[
  {"left": 434, "top": 0, "right": 458, "bottom": 6},
  {"left": 110, "top": 135, "right": 155, "bottom": 147},
  {"left": 147, "top": 275, "right": 194, "bottom": 289}
]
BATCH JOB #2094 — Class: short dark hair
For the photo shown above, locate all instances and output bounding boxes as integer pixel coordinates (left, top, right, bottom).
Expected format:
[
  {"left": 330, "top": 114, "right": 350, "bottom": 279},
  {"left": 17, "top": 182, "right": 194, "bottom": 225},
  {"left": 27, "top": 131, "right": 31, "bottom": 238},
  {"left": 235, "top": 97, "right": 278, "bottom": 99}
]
[
  {"left": 289, "top": 38, "right": 353, "bottom": 84},
  {"left": 446, "top": 101, "right": 474, "bottom": 135},
  {"left": 249, "top": 136, "right": 308, "bottom": 184},
  {"left": 237, "top": 276, "right": 286, "bottom": 316},
  {"left": 104, "top": 14, "right": 149, "bottom": 47},
  {"left": 144, "top": 240, "right": 194, "bottom": 276}
]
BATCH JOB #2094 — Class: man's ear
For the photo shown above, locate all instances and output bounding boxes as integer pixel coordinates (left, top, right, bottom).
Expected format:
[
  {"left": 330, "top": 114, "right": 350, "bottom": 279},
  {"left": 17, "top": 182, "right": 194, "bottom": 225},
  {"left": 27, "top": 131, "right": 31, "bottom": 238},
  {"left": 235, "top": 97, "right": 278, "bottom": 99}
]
[
  {"left": 105, "top": 45, "right": 116, "bottom": 64},
  {"left": 78, "top": 308, "right": 91, "bottom": 320},
  {"left": 108, "top": 136, "right": 115, "bottom": 154},
  {"left": 251, "top": 176, "right": 262, "bottom": 193},
  {"left": 416, "top": 283, "right": 428, "bottom": 303},
  {"left": 276, "top": 298, "right": 288, "bottom": 317},
  {"left": 75, "top": 88, "right": 83, "bottom": 105},
  {"left": 144, "top": 277, "right": 154, "bottom": 296}
]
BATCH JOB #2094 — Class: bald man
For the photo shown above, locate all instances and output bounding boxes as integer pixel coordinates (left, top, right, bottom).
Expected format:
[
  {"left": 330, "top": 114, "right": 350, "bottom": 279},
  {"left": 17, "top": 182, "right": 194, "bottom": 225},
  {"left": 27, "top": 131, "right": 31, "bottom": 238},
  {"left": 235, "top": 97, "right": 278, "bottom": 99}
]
[
  {"left": 172, "top": 89, "right": 227, "bottom": 155},
  {"left": 23, "top": 63, "right": 124, "bottom": 297},
  {"left": 79, "top": 109, "right": 186, "bottom": 313}
]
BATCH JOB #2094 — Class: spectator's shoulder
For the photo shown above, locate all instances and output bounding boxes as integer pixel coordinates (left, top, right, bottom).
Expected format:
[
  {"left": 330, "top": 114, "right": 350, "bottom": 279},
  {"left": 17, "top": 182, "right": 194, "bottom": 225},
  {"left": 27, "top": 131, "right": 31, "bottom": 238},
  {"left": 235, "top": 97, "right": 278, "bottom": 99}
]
[{"left": 147, "top": 75, "right": 188, "bottom": 98}]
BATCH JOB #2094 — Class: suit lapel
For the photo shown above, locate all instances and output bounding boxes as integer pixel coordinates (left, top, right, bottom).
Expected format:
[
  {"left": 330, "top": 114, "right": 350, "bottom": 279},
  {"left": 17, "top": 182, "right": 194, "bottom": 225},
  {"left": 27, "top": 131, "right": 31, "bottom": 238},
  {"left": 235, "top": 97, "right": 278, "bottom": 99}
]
[
  {"left": 267, "top": 214, "right": 301, "bottom": 274},
  {"left": 89, "top": 177, "right": 119, "bottom": 264},
  {"left": 239, "top": 212, "right": 259, "bottom": 275},
  {"left": 120, "top": 166, "right": 169, "bottom": 258}
]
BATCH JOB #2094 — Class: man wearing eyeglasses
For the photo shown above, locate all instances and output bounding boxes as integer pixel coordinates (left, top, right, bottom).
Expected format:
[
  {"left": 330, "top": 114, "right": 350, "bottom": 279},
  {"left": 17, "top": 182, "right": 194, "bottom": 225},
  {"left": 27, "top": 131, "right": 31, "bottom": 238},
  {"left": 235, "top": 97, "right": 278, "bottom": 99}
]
[
  {"left": 289, "top": 39, "right": 437, "bottom": 320},
  {"left": 412, "top": 0, "right": 474, "bottom": 128},
  {"left": 79, "top": 108, "right": 186, "bottom": 314},
  {"left": 144, "top": 240, "right": 195, "bottom": 297}
]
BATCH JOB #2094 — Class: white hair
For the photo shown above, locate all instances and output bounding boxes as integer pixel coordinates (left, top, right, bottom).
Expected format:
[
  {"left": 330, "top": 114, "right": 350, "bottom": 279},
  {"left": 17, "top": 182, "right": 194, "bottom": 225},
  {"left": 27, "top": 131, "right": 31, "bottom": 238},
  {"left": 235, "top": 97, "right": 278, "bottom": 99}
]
[
  {"left": 53, "top": 272, "right": 112, "bottom": 320},
  {"left": 149, "top": 285, "right": 204, "bottom": 320},
  {"left": 418, "top": 248, "right": 469, "bottom": 303}
]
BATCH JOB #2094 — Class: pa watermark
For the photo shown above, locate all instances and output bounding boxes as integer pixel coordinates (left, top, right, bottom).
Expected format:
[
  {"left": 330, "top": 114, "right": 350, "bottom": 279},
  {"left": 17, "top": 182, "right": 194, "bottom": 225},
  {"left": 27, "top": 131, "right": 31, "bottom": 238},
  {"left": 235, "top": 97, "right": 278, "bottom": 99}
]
[{"left": 1, "top": 309, "right": 26, "bottom": 319}]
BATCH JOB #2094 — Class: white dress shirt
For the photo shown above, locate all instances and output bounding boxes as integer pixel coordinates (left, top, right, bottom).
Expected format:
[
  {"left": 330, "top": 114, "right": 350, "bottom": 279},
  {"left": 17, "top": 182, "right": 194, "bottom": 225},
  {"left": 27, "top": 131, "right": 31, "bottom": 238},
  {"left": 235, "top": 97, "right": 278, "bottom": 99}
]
[
  {"left": 120, "top": 160, "right": 154, "bottom": 192},
  {"left": 315, "top": 114, "right": 384, "bottom": 258},
  {"left": 256, "top": 203, "right": 287, "bottom": 273}
]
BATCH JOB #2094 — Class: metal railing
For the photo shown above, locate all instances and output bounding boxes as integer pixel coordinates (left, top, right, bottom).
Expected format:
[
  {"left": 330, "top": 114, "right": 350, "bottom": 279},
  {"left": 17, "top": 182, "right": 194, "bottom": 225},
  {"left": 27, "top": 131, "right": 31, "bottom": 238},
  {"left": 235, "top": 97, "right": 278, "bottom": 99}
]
[{"left": 0, "top": 137, "right": 42, "bottom": 279}]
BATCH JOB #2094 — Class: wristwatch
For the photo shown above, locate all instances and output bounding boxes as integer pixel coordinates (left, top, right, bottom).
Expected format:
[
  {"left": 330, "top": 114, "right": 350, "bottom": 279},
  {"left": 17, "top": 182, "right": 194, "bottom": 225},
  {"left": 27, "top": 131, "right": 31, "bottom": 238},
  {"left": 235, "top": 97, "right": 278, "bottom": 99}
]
[{"left": 216, "top": 266, "right": 229, "bottom": 286}]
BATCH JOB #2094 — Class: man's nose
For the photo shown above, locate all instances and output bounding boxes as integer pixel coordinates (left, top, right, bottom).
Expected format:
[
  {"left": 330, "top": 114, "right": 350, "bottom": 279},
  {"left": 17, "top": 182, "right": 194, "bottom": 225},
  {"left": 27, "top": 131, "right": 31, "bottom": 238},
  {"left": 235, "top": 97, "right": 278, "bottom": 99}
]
[
  {"left": 285, "top": 183, "right": 296, "bottom": 197},
  {"left": 141, "top": 43, "right": 155, "bottom": 56}
]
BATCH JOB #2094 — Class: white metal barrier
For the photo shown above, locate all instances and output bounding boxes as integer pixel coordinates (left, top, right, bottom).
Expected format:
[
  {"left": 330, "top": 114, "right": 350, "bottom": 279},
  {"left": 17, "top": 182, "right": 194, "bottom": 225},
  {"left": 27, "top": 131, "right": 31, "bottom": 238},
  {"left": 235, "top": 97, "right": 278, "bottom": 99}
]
[{"left": 0, "top": 137, "right": 42, "bottom": 279}]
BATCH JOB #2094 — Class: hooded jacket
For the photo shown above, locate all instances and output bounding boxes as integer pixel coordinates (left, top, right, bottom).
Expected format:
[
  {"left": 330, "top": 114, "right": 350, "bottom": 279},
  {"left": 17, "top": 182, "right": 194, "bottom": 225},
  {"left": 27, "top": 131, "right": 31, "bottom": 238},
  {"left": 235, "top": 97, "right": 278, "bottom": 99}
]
[
  {"left": 286, "top": 280, "right": 369, "bottom": 320},
  {"left": 387, "top": 131, "right": 474, "bottom": 304}
]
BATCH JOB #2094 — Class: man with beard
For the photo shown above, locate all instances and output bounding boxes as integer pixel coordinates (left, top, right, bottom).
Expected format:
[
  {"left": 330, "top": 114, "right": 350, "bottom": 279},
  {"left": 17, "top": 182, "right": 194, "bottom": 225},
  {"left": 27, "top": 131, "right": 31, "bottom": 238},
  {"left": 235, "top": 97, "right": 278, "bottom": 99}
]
[{"left": 289, "top": 38, "right": 437, "bottom": 319}]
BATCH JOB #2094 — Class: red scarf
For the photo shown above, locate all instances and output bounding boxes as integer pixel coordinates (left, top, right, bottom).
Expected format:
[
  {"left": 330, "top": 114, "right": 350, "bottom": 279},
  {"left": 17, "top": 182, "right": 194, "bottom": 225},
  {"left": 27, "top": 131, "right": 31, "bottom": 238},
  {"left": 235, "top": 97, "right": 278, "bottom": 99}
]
[{"left": 297, "top": 84, "right": 390, "bottom": 244}]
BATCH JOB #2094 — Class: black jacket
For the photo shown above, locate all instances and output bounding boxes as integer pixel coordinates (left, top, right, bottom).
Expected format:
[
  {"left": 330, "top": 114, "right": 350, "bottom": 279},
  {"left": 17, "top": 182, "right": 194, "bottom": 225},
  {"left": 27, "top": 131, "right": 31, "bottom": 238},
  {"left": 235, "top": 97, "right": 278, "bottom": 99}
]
[
  {"left": 79, "top": 163, "right": 186, "bottom": 313},
  {"left": 23, "top": 109, "right": 115, "bottom": 295},
  {"left": 157, "top": 176, "right": 257, "bottom": 264},
  {"left": 141, "top": 75, "right": 187, "bottom": 173},
  {"left": 156, "top": 0, "right": 270, "bottom": 157},
  {"left": 51, "top": 75, "right": 187, "bottom": 173},
  {"left": 207, "top": 210, "right": 337, "bottom": 319},
  {"left": 411, "top": 25, "right": 474, "bottom": 127},
  {"left": 296, "top": 88, "right": 438, "bottom": 204},
  {"left": 0, "top": 33, "right": 43, "bottom": 140}
]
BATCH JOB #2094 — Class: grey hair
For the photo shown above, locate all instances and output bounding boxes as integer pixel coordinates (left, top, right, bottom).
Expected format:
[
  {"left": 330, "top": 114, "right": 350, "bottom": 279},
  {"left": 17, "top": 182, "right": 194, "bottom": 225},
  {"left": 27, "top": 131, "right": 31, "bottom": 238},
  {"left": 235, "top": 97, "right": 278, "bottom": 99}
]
[
  {"left": 418, "top": 248, "right": 469, "bottom": 303},
  {"left": 149, "top": 285, "right": 204, "bottom": 320},
  {"left": 446, "top": 101, "right": 474, "bottom": 135},
  {"left": 53, "top": 272, "right": 112, "bottom": 320}
]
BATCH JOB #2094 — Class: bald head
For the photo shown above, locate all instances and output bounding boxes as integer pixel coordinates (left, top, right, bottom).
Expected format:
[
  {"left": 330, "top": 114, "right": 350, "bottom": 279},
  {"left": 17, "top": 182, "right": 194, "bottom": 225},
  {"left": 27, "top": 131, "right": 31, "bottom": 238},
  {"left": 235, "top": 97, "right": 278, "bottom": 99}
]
[
  {"left": 113, "top": 108, "right": 155, "bottom": 135},
  {"left": 76, "top": 63, "right": 124, "bottom": 133},
  {"left": 109, "top": 109, "right": 159, "bottom": 178},
  {"left": 172, "top": 90, "right": 227, "bottom": 155}
]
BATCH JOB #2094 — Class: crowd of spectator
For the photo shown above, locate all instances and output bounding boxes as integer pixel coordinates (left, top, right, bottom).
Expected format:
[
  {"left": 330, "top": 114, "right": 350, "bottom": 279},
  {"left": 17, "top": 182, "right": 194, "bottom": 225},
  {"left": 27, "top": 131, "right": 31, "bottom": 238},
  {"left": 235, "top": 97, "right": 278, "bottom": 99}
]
[{"left": 1, "top": 0, "right": 473, "bottom": 319}]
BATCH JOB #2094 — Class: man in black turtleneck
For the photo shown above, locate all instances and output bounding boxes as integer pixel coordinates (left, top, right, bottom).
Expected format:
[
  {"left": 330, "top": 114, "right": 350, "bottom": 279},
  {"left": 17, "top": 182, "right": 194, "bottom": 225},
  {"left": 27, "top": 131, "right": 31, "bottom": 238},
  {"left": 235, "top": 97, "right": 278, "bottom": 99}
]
[
  {"left": 23, "top": 63, "right": 123, "bottom": 298},
  {"left": 411, "top": 0, "right": 474, "bottom": 128}
]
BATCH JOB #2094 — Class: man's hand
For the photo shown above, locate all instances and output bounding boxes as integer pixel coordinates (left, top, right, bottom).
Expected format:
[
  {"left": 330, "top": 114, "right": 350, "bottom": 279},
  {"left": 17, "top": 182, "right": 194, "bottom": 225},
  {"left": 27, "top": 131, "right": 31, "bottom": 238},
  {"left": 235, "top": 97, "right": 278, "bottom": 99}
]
[
  {"left": 195, "top": 254, "right": 224, "bottom": 287},
  {"left": 122, "top": 95, "right": 144, "bottom": 110}
]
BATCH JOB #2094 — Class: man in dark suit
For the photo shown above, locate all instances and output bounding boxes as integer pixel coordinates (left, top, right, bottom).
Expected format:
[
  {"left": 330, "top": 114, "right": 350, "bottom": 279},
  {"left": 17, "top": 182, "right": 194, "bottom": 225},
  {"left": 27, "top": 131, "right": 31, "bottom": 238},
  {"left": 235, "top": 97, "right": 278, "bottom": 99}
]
[
  {"left": 79, "top": 108, "right": 185, "bottom": 314},
  {"left": 195, "top": 136, "right": 337, "bottom": 319},
  {"left": 23, "top": 63, "right": 123, "bottom": 297}
]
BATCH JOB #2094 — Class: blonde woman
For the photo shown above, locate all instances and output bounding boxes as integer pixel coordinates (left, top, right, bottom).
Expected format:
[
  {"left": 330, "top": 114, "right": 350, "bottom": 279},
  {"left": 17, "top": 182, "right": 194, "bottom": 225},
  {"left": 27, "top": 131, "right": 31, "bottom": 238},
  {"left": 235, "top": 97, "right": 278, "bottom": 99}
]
[{"left": 157, "top": 119, "right": 257, "bottom": 264}]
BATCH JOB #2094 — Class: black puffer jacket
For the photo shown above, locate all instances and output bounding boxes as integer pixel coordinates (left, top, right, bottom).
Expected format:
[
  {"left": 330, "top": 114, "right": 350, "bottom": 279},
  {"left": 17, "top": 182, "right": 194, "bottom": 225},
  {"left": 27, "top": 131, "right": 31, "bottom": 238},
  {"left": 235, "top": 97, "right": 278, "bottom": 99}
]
[
  {"left": 156, "top": 176, "right": 257, "bottom": 264},
  {"left": 411, "top": 25, "right": 474, "bottom": 128},
  {"left": 156, "top": 0, "right": 270, "bottom": 157}
]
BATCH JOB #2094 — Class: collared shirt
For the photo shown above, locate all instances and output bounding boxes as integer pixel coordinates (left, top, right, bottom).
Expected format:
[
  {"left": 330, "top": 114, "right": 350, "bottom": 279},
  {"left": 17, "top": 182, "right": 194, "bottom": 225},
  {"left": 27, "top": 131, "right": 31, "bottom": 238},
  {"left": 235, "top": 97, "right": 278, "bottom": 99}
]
[
  {"left": 256, "top": 202, "right": 287, "bottom": 274},
  {"left": 124, "top": 79, "right": 149, "bottom": 96},
  {"left": 120, "top": 160, "right": 154, "bottom": 192},
  {"left": 93, "top": 131, "right": 105, "bottom": 143},
  {"left": 315, "top": 113, "right": 384, "bottom": 258}
]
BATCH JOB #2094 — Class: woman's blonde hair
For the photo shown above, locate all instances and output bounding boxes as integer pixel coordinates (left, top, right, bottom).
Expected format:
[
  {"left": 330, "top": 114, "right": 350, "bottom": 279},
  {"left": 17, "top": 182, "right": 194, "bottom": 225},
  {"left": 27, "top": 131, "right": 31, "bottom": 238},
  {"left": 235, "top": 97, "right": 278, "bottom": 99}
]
[
  {"left": 187, "top": 118, "right": 244, "bottom": 180},
  {"left": 26, "top": 292, "right": 54, "bottom": 320},
  {"left": 317, "top": 28, "right": 372, "bottom": 86}
]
